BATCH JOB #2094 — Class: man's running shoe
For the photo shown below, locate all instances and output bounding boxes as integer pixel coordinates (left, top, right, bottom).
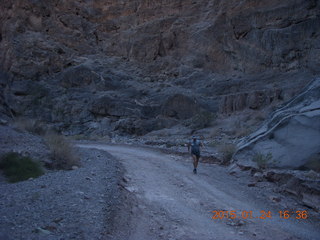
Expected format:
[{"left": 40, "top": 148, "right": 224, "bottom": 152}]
[{"left": 193, "top": 168, "right": 197, "bottom": 174}]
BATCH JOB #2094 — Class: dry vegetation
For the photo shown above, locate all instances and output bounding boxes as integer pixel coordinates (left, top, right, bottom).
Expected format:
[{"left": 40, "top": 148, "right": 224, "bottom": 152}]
[
  {"left": 234, "top": 127, "right": 253, "bottom": 138},
  {"left": 12, "top": 117, "right": 81, "bottom": 170},
  {"left": 252, "top": 152, "right": 273, "bottom": 169},
  {"left": 218, "top": 143, "right": 237, "bottom": 165},
  {"left": 13, "top": 117, "right": 46, "bottom": 135},
  {"left": 45, "top": 133, "right": 80, "bottom": 170}
]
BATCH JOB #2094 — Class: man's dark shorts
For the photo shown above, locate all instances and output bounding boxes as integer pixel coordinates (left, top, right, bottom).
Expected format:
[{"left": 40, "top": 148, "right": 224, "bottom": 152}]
[{"left": 191, "top": 150, "right": 200, "bottom": 158}]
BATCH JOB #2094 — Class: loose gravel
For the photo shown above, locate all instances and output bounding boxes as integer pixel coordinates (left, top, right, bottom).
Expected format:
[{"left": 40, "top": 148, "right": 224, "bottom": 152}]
[{"left": 0, "top": 126, "right": 126, "bottom": 240}]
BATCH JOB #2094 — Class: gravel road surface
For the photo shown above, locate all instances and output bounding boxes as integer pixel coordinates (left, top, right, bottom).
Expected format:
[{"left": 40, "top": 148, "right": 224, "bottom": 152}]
[{"left": 78, "top": 144, "right": 320, "bottom": 240}]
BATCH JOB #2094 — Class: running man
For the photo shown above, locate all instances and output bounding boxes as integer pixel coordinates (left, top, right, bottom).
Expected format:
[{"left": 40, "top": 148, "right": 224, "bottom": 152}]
[{"left": 187, "top": 136, "right": 204, "bottom": 174}]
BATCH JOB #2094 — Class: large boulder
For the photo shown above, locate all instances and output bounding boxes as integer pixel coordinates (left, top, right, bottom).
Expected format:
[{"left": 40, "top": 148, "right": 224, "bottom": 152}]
[
  {"left": 60, "top": 65, "right": 100, "bottom": 88},
  {"left": 233, "top": 78, "right": 320, "bottom": 171},
  {"left": 90, "top": 95, "right": 141, "bottom": 118},
  {"left": 161, "top": 94, "right": 201, "bottom": 120},
  {"left": 115, "top": 117, "right": 178, "bottom": 136}
]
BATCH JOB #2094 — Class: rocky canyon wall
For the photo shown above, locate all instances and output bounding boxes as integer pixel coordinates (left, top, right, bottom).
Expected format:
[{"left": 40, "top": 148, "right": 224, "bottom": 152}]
[
  {"left": 1, "top": 0, "right": 319, "bottom": 80},
  {"left": 0, "top": 0, "right": 319, "bottom": 135}
]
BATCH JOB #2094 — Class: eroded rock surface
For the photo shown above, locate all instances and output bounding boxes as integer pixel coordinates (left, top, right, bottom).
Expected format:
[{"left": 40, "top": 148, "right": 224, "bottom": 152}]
[
  {"left": 0, "top": 1, "right": 319, "bottom": 135},
  {"left": 234, "top": 78, "right": 320, "bottom": 171},
  {"left": 1, "top": 0, "right": 319, "bottom": 79}
]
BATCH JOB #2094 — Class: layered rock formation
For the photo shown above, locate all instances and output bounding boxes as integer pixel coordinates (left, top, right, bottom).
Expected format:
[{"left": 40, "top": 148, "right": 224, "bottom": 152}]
[
  {"left": 1, "top": 0, "right": 319, "bottom": 79},
  {"left": 233, "top": 78, "right": 320, "bottom": 171},
  {"left": 0, "top": 0, "right": 319, "bottom": 135}
]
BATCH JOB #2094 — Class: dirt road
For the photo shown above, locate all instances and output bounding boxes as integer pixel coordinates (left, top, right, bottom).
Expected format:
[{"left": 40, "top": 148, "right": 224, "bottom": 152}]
[{"left": 78, "top": 144, "right": 319, "bottom": 240}]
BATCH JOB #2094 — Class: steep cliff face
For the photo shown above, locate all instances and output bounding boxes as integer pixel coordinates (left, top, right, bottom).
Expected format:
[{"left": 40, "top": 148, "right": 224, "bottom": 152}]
[
  {"left": 0, "top": 0, "right": 319, "bottom": 135},
  {"left": 1, "top": 0, "right": 319, "bottom": 79}
]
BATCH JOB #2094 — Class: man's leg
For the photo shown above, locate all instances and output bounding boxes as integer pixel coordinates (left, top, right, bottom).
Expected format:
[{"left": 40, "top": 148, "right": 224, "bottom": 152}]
[
  {"left": 194, "top": 157, "right": 199, "bottom": 169},
  {"left": 192, "top": 154, "right": 198, "bottom": 174}
]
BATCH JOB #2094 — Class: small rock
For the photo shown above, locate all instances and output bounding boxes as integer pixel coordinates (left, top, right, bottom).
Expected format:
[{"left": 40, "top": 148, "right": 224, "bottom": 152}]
[
  {"left": 269, "top": 195, "right": 281, "bottom": 202},
  {"left": 144, "top": 77, "right": 152, "bottom": 82},
  {"left": 226, "top": 219, "right": 245, "bottom": 227},
  {"left": 302, "top": 192, "right": 320, "bottom": 211},
  {"left": 284, "top": 185, "right": 300, "bottom": 196},
  {"left": 85, "top": 177, "right": 92, "bottom": 180},
  {"left": 35, "top": 227, "right": 51, "bottom": 235},
  {"left": 227, "top": 222, "right": 236, "bottom": 226},
  {"left": 239, "top": 220, "right": 245, "bottom": 226},
  {"left": 0, "top": 119, "right": 8, "bottom": 125},
  {"left": 43, "top": 226, "right": 57, "bottom": 232},
  {"left": 72, "top": 166, "right": 79, "bottom": 170},
  {"left": 248, "top": 182, "right": 256, "bottom": 187},
  {"left": 52, "top": 217, "right": 63, "bottom": 224},
  {"left": 305, "top": 170, "right": 318, "bottom": 179},
  {"left": 228, "top": 163, "right": 242, "bottom": 175},
  {"left": 125, "top": 186, "right": 137, "bottom": 193},
  {"left": 253, "top": 172, "right": 264, "bottom": 182}
]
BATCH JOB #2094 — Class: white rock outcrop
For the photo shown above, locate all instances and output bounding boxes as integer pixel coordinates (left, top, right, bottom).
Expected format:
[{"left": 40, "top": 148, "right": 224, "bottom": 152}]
[{"left": 234, "top": 78, "right": 320, "bottom": 170}]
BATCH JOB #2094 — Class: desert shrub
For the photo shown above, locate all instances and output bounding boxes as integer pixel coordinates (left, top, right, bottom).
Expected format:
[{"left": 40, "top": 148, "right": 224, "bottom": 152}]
[
  {"left": 69, "top": 134, "right": 87, "bottom": 140},
  {"left": 253, "top": 152, "right": 273, "bottom": 169},
  {"left": 218, "top": 143, "right": 236, "bottom": 165},
  {"left": 209, "top": 129, "right": 221, "bottom": 138},
  {"left": 235, "top": 127, "right": 252, "bottom": 138},
  {"left": 0, "top": 152, "right": 44, "bottom": 183},
  {"left": 208, "top": 140, "right": 219, "bottom": 147},
  {"left": 14, "top": 118, "right": 46, "bottom": 135},
  {"left": 45, "top": 133, "right": 80, "bottom": 170}
]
